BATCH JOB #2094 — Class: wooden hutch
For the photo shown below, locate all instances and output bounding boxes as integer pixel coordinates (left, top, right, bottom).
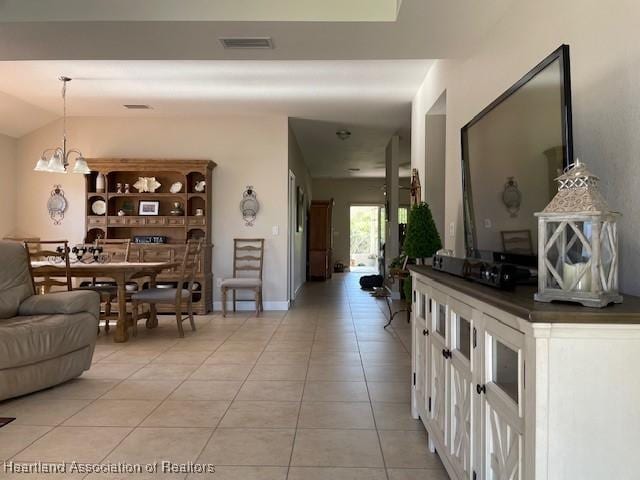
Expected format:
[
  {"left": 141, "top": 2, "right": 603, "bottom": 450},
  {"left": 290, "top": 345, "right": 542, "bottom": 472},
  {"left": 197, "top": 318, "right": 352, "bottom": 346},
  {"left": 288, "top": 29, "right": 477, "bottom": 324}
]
[{"left": 85, "top": 159, "right": 215, "bottom": 314}]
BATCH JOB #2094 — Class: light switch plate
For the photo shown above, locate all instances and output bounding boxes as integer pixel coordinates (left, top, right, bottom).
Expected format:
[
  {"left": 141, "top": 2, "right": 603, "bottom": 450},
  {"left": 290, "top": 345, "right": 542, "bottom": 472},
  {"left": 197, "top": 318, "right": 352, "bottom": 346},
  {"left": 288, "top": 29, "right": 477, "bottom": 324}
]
[
  {"left": 272, "top": 225, "right": 279, "bottom": 236},
  {"left": 449, "top": 222, "right": 455, "bottom": 237}
]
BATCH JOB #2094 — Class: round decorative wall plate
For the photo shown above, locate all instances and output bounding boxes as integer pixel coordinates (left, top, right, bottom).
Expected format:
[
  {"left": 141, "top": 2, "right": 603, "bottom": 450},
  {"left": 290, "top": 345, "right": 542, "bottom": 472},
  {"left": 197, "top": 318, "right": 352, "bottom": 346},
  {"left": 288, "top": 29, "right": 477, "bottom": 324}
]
[
  {"left": 47, "top": 185, "right": 67, "bottom": 225},
  {"left": 240, "top": 185, "right": 259, "bottom": 226},
  {"left": 91, "top": 199, "right": 106, "bottom": 215}
]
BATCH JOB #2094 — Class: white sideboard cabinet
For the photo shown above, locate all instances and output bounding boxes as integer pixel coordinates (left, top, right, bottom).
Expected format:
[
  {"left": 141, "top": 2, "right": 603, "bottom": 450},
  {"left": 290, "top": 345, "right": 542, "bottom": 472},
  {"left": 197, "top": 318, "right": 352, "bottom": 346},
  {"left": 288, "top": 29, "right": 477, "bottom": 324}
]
[{"left": 410, "top": 266, "right": 640, "bottom": 480}]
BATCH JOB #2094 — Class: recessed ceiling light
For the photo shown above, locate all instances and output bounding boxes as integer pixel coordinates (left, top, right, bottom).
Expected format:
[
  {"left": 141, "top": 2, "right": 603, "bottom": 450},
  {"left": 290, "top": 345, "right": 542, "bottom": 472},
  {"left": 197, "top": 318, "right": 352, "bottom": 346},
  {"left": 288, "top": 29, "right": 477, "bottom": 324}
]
[
  {"left": 336, "top": 129, "right": 352, "bottom": 141},
  {"left": 123, "top": 104, "right": 152, "bottom": 110},
  {"left": 220, "top": 37, "right": 274, "bottom": 49}
]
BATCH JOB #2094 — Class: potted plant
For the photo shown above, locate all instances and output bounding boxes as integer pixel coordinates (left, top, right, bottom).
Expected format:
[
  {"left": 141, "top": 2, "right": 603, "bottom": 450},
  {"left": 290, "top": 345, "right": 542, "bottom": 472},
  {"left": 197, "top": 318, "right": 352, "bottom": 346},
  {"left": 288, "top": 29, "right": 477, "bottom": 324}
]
[
  {"left": 401, "top": 202, "right": 442, "bottom": 301},
  {"left": 403, "top": 202, "right": 442, "bottom": 265}
]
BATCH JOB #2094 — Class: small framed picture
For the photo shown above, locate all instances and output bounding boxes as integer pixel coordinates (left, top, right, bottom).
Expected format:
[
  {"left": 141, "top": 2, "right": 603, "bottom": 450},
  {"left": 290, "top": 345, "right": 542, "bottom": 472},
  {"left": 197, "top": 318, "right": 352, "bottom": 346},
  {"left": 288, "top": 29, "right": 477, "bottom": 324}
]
[{"left": 138, "top": 200, "right": 160, "bottom": 216}]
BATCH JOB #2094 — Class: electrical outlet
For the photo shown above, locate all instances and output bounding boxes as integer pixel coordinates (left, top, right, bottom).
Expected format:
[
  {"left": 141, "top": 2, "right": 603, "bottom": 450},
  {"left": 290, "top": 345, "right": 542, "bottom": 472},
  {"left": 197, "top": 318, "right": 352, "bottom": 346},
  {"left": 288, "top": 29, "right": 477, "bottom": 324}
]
[
  {"left": 272, "top": 225, "right": 279, "bottom": 236},
  {"left": 484, "top": 218, "right": 492, "bottom": 229},
  {"left": 216, "top": 278, "right": 222, "bottom": 288}
]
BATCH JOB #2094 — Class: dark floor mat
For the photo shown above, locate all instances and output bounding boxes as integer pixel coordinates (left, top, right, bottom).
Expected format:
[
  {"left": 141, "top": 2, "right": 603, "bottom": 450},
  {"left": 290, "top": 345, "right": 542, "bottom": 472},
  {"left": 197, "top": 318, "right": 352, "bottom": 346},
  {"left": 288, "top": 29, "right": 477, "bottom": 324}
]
[{"left": 0, "top": 417, "right": 16, "bottom": 428}]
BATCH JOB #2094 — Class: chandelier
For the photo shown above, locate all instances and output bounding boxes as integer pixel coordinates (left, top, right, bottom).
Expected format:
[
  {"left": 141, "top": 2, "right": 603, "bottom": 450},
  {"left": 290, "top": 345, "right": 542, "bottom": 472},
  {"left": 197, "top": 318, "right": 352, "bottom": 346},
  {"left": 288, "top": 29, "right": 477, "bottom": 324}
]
[{"left": 33, "top": 76, "right": 90, "bottom": 174}]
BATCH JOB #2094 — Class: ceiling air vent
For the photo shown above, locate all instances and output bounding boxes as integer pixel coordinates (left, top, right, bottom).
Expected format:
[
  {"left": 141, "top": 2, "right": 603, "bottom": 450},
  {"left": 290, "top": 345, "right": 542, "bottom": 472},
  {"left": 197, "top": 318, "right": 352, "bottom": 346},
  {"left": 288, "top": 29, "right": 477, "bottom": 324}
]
[
  {"left": 220, "top": 37, "right": 274, "bottom": 49},
  {"left": 123, "top": 104, "right": 152, "bottom": 110}
]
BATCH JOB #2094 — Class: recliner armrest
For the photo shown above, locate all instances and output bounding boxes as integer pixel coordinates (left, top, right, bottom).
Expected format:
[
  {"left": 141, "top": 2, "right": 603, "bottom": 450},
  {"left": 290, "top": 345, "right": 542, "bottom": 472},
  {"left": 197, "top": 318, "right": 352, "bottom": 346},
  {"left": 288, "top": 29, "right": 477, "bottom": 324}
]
[{"left": 18, "top": 290, "right": 101, "bottom": 318}]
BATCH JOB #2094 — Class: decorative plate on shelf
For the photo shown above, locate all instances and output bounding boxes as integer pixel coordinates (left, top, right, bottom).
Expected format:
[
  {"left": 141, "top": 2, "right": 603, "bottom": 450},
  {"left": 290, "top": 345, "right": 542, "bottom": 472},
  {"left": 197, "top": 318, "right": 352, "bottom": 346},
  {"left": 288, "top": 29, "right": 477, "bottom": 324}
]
[{"left": 91, "top": 199, "right": 106, "bottom": 215}]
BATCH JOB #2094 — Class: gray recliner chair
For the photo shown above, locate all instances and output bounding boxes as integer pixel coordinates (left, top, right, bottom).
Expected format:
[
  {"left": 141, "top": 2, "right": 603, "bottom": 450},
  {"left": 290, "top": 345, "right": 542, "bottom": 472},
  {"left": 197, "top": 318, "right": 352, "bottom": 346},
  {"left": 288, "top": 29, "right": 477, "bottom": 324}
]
[{"left": 0, "top": 241, "right": 100, "bottom": 401}]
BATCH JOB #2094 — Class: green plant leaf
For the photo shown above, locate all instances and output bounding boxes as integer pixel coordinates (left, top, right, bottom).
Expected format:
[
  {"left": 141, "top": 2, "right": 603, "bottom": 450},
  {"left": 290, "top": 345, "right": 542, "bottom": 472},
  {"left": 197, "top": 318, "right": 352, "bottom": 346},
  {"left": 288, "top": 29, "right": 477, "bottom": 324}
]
[{"left": 403, "top": 202, "right": 442, "bottom": 259}]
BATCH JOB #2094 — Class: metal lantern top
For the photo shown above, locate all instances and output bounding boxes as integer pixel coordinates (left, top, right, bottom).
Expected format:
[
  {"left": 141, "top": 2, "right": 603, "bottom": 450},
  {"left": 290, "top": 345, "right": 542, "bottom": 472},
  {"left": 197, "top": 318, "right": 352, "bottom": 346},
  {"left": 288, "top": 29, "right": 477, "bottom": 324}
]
[{"left": 538, "top": 159, "right": 616, "bottom": 216}]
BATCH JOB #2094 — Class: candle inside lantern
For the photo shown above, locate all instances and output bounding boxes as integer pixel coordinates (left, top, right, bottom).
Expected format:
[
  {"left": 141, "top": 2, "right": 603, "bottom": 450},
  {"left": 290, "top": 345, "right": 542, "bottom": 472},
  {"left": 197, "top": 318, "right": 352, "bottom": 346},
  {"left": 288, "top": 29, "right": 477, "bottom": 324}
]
[{"left": 563, "top": 262, "right": 591, "bottom": 292}]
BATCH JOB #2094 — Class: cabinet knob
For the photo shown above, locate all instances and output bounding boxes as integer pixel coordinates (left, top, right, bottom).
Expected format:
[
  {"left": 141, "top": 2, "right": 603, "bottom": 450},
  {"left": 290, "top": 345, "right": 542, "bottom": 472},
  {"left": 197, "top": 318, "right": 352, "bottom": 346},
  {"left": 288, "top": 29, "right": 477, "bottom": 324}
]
[
  {"left": 476, "top": 384, "right": 486, "bottom": 395},
  {"left": 442, "top": 349, "right": 451, "bottom": 359},
  {"left": 422, "top": 329, "right": 429, "bottom": 336}
]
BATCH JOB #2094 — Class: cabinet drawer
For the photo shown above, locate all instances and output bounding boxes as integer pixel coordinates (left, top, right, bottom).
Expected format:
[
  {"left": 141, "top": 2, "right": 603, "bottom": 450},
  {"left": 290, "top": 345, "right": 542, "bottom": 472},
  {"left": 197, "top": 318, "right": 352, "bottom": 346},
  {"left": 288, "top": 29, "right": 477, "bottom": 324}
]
[
  {"left": 146, "top": 217, "right": 166, "bottom": 226},
  {"left": 167, "top": 217, "right": 185, "bottom": 226},
  {"left": 88, "top": 216, "right": 106, "bottom": 226},
  {"left": 188, "top": 217, "right": 206, "bottom": 226},
  {"left": 127, "top": 217, "right": 146, "bottom": 226},
  {"left": 108, "top": 216, "right": 127, "bottom": 225},
  {"left": 140, "top": 248, "right": 174, "bottom": 263}
]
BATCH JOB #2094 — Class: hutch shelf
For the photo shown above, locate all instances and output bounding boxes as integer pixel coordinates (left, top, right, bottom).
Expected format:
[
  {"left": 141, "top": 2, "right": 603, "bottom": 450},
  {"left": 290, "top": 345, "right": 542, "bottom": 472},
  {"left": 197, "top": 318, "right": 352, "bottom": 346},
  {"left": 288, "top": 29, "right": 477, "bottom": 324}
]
[{"left": 85, "top": 158, "right": 216, "bottom": 314}]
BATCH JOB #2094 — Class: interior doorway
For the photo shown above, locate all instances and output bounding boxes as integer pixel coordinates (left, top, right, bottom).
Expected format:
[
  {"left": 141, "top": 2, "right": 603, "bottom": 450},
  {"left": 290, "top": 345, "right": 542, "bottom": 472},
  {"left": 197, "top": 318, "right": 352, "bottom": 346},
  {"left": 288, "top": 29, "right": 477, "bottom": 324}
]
[{"left": 350, "top": 205, "right": 382, "bottom": 273}]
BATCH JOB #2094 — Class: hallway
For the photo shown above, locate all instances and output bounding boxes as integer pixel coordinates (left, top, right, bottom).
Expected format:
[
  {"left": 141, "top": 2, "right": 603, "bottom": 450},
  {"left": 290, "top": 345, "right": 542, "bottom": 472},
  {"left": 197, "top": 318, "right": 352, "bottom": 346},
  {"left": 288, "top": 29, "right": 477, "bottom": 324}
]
[{"left": 0, "top": 273, "right": 447, "bottom": 480}]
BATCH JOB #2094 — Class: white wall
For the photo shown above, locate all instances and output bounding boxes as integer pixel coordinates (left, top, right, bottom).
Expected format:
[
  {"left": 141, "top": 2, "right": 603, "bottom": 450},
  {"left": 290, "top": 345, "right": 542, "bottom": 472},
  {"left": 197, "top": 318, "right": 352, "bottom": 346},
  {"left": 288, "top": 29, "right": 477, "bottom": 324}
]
[
  {"left": 424, "top": 113, "right": 446, "bottom": 238},
  {"left": 15, "top": 115, "right": 290, "bottom": 308},
  {"left": 385, "top": 135, "right": 400, "bottom": 273},
  {"left": 288, "top": 125, "right": 313, "bottom": 297},
  {"left": 0, "top": 133, "right": 16, "bottom": 238},
  {"left": 412, "top": 0, "right": 640, "bottom": 295}
]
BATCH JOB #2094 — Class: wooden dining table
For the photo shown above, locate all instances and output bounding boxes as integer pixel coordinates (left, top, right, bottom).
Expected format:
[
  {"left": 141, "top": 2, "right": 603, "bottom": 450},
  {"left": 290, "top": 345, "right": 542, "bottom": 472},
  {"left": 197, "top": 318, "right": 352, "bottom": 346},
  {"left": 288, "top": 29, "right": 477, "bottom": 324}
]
[{"left": 30, "top": 261, "right": 178, "bottom": 343}]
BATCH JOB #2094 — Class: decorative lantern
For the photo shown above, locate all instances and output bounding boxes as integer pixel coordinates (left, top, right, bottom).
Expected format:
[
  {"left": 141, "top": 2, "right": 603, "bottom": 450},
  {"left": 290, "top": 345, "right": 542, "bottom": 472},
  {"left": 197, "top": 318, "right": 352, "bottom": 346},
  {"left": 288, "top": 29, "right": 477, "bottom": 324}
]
[{"left": 535, "top": 159, "right": 622, "bottom": 308}]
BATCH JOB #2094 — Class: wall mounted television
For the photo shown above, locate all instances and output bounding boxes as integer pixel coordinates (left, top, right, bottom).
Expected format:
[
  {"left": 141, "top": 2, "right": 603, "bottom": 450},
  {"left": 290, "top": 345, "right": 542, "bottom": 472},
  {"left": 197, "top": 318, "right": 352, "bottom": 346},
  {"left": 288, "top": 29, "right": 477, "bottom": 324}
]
[{"left": 461, "top": 44, "right": 573, "bottom": 268}]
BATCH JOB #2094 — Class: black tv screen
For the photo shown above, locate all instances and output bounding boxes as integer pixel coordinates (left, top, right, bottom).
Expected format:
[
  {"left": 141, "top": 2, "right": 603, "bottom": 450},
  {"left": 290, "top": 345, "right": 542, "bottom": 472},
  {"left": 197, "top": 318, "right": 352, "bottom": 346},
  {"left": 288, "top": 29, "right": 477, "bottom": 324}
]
[{"left": 461, "top": 45, "right": 573, "bottom": 266}]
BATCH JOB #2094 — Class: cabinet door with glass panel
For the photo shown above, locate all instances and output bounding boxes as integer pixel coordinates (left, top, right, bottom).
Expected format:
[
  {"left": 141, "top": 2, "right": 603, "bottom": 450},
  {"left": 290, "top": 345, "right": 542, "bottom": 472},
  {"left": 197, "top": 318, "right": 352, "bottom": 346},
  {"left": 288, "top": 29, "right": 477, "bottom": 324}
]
[
  {"left": 427, "top": 287, "right": 449, "bottom": 450},
  {"left": 447, "top": 297, "right": 480, "bottom": 479},
  {"left": 477, "top": 316, "right": 525, "bottom": 480},
  {"left": 411, "top": 281, "right": 430, "bottom": 422}
]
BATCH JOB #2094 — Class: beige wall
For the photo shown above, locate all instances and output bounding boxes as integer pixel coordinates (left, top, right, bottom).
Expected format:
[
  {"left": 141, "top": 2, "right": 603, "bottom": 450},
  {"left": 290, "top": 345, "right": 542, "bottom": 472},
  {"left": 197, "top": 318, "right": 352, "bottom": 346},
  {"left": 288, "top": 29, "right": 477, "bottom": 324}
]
[
  {"left": 0, "top": 133, "right": 16, "bottom": 238},
  {"left": 424, "top": 114, "right": 446, "bottom": 238},
  {"left": 288, "top": 125, "right": 313, "bottom": 297},
  {"left": 15, "top": 115, "right": 290, "bottom": 308},
  {"left": 412, "top": 0, "right": 640, "bottom": 295}
]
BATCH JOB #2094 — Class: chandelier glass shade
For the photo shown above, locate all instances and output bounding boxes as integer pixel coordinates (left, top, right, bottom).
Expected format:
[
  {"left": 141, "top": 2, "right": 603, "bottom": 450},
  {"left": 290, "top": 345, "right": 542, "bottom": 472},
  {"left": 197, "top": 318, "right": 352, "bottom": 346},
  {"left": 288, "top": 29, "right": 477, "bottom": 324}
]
[{"left": 34, "top": 76, "right": 90, "bottom": 175}]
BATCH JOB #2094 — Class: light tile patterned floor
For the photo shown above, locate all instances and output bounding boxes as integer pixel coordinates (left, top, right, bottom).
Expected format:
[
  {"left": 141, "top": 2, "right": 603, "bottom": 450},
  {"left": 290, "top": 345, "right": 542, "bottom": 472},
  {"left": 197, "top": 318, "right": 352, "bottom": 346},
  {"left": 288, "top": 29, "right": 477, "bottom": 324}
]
[{"left": 0, "top": 273, "right": 448, "bottom": 480}]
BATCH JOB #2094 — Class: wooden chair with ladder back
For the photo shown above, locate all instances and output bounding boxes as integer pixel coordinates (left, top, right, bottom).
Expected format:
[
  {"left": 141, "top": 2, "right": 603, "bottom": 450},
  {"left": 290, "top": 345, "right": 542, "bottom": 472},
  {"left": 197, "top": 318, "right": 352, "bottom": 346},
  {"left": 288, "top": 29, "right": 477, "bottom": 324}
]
[
  {"left": 130, "top": 238, "right": 202, "bottom": 338},
  {"left": 221, "top": 238, "right": 264, "bottom": 317},
  {"left": 76, "top": 239, "right": 132, "bottom": 333},
  {"left": 24, "top": 240, "right": 72, "bottom": 294}
]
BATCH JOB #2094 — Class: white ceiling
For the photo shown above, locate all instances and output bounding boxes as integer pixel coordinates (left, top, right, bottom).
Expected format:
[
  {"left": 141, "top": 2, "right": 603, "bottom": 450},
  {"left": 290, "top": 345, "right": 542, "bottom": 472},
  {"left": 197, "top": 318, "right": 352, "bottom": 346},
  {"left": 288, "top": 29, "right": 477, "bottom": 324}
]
[
  {"left": 0, "top": 0, "right": 403, "bottom": 22},
  {"left": 0, "top": 0, "right": 516, "bottom": 176},
  {"left": 0, "top": 60, "right": 431, "bottom": 138},
  {"left": 0, "top": 0, "right": 515, "bottom": 61},
  {"left": 290, "top": 119, "right": 411, "bottom": 178}
]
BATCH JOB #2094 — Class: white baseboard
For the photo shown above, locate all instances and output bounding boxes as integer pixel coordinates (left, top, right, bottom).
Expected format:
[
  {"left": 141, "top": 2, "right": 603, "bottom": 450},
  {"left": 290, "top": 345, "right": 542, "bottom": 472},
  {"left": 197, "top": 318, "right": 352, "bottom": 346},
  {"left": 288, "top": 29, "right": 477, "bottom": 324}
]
[{"left": 213, "top": 301, "right": 289, "bottom": 312}]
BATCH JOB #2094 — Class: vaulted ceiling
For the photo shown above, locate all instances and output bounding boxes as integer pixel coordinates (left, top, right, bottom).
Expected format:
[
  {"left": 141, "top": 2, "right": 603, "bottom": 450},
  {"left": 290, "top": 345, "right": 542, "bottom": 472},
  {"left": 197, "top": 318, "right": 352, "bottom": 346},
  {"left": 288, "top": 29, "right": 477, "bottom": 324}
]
[{"left": 0, "top": 60, "right": 431, "bottom": 137}]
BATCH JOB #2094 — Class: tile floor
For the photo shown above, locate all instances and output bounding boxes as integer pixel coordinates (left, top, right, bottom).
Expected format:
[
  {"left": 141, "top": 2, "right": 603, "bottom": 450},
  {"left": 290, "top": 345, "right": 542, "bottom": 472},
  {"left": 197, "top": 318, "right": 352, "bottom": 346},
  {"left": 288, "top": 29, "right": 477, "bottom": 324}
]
[{"left": 0, "top": 273, "right": 448, "bottom": 480}]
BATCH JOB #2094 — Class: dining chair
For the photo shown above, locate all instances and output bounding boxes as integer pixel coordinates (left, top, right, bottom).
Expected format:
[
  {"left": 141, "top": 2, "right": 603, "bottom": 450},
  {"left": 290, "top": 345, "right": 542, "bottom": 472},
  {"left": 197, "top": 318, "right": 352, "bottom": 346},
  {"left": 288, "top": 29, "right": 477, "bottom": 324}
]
[
  {"left": 77, "top": 239, "right": 132, "bottom": 333},
  {"left": 130, "top": 238, "right": 202, "bottom": 338},
  {"left": 221, "top": 238, "right": 264, "bottom": 317},
  {"left": 24, "top": 240, "right": 72, "bottom": 294}
]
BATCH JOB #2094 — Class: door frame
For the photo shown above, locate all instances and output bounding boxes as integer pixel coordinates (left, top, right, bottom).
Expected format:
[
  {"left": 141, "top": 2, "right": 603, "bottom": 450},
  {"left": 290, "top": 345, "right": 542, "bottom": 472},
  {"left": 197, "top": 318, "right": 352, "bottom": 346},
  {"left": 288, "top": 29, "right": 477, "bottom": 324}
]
[
  {"left": 288, "top": 170, "right": 296, "bottom": 305},
  {"left": 349, "top": 203, "right": 384, "bottom": 274}
]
